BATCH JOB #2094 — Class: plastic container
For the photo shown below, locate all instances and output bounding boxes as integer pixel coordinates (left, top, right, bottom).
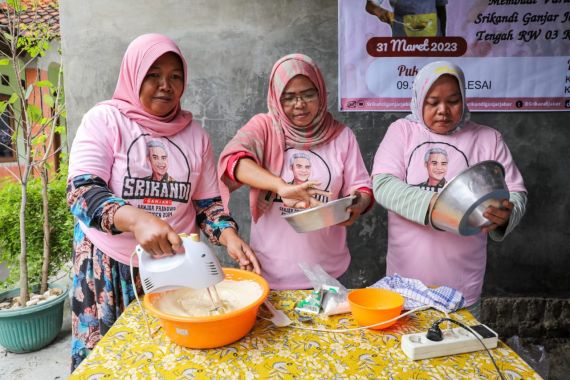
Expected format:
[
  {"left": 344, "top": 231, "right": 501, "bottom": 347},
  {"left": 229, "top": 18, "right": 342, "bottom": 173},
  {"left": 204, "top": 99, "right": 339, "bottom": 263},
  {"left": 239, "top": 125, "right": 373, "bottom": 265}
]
[
  {"left": 348, "top": 288, "right": 404, "bottom": 330},
  {"left": 143, "top": 268, "right": 269, "bottom": 349}
]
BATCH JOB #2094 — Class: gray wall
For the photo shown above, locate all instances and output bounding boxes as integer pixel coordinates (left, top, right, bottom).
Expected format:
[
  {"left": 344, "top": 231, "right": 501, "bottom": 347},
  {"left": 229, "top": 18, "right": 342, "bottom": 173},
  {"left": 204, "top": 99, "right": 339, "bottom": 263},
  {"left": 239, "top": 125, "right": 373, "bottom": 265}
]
[{"left": 60, "top": 0, "right": 569, "bottom": 296}]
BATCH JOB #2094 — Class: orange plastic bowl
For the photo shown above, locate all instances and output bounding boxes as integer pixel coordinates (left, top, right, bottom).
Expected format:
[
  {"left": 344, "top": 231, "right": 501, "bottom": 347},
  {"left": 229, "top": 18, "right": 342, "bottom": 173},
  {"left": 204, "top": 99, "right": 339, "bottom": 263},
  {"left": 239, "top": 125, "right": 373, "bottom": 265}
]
[
  {"left": 348, "top": 288, "right": 404, "bottom": 330},
  {"left": 143, "top": 268, "right": 269, "bottom": 349}
]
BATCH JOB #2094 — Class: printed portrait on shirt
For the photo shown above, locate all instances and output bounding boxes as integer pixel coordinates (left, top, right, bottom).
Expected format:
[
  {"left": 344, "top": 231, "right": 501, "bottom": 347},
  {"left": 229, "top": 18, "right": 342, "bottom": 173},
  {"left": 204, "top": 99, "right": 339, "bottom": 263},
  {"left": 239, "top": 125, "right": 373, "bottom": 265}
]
[
  {"left": 144, "top": 140, "right": 176, "bottom": 182},
  {"left": 122, "top": 134, "right": 192, "bottom": 218},
  {"left": 289, "top": 152, "right": 312, "bottom": 185},
  {"left": 417, "top": 147, "right": 448, "bottom": 190},
  {"left": 406, "top": 142, "right": 468, "bottom": 193},
  {"left": 275, "top": 148, "right": 332, "bottom": 212}
]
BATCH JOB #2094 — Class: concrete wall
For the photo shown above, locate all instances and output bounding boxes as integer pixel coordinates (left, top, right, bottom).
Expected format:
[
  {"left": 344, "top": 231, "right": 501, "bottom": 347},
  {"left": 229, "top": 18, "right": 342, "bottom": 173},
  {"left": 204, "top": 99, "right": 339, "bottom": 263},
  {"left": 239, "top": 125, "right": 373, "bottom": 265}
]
[{"left": 59, "top": 0, "right": 569, "bottom": 296}]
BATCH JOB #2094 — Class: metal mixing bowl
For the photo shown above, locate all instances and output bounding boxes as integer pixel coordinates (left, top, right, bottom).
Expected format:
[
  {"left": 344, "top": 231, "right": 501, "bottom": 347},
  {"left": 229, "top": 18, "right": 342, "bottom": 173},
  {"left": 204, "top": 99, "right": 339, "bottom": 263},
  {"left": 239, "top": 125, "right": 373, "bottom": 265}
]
[
  {"left": 430, "top": 161, "right": 509, "bottom": 236},
  {"left": 283, "top": 195, "right": 356, "bottom": 233}
]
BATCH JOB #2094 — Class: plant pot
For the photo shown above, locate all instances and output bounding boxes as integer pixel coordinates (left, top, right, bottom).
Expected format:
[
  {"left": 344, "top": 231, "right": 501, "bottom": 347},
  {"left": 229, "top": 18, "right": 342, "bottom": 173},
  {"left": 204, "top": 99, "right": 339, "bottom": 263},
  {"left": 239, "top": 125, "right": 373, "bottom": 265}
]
[{"left": 0, "top": 282, "right": 68, "bottom": 353}]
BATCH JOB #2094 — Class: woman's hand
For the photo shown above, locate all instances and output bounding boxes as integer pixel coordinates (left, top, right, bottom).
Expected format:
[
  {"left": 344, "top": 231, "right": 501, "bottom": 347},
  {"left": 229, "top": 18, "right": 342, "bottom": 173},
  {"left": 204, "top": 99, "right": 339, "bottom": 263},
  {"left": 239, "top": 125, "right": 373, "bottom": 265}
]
[
  {"left": 365, "top": 1, "right": 394, "bottom": 24},
  {"left": 426, "top": 193, "right": 438, "bottom": 225},
  {"left": 338, "top": 190, "right": 372, "bottom": 226},
  {"left": 234, "top": 158, "right": 330, "bottom": 209},
  {"left": 481, "top": 199, "right": 513, "bottom": 234},
  {"left": 278, "top": 180, "right": 332, "bottom": 209},
  {"left": 115, "top": 205, "right": 183, "bottom": 258},
  {"left": 219, "top": 228, "right": 261, "bottom": 274}
]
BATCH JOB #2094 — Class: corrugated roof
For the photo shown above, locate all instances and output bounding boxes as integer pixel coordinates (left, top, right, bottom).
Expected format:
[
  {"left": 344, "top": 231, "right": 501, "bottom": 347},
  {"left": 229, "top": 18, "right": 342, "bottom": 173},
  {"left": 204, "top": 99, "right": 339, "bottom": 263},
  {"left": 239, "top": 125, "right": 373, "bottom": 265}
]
[{"left": 0, "top": 0, "right": 59, "bottom": 37}]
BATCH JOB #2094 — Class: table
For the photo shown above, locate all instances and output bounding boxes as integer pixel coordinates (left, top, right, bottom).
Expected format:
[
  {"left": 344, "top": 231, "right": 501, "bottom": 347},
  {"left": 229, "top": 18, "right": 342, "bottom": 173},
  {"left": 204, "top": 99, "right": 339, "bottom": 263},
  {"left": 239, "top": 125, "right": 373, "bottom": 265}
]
[{"left": 70, "top": 290, "right": 540, "bottom": 379}]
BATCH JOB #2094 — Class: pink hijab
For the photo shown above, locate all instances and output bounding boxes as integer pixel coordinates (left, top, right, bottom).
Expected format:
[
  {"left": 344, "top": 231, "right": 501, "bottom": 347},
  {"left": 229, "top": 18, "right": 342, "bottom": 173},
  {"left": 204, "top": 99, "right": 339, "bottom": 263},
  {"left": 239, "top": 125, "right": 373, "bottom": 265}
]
[
  {"left": 218, "top": 53, "right": 345, "bottom": 222},
  {"left": 100, "top": 33, "right": 193, "bottom": 137}
]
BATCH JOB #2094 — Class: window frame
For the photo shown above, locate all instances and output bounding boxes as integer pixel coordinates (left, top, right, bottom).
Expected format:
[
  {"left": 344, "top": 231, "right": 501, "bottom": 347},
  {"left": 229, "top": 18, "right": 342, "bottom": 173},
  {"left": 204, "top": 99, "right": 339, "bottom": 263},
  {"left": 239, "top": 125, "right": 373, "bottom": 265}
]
[{"left": 0, "top": 93, "right": 17, "bottom": 163}]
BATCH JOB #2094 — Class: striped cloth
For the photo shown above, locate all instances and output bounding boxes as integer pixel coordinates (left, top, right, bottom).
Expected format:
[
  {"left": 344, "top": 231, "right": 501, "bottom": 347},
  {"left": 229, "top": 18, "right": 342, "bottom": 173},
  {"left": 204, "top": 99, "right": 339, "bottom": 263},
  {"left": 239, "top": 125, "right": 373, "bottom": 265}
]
[{"left": 370, "top": 274, "right": 465, "bottom": 313}]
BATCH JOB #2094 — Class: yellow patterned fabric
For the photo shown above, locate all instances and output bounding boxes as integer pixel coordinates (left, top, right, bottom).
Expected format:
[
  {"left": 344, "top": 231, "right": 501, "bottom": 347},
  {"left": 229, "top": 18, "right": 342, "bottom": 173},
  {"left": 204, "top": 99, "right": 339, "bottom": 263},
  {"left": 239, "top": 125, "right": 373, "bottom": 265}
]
[{"left": 70, "top": 290, "right": 541, "bottom": 379}]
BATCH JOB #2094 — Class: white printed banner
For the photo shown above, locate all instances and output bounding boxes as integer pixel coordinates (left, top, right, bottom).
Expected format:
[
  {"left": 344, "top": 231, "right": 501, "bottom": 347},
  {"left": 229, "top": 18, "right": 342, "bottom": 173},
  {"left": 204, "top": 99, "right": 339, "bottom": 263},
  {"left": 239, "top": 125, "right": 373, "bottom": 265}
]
[{"left": 339, "top": 0, "right": 570, "bottom": 112}]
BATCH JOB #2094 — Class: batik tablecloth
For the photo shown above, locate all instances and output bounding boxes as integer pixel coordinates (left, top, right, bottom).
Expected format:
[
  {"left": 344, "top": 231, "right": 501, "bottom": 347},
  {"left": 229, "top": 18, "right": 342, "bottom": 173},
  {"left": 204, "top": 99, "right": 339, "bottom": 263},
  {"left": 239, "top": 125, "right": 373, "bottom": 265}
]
[{"left": 70, "top": 290, "right": 540, "bottom": 379}]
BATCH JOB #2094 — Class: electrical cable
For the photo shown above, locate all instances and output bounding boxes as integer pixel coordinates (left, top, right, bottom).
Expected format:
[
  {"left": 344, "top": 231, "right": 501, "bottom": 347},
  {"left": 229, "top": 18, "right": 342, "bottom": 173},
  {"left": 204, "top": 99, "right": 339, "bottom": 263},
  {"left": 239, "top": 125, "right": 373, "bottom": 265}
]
[
  {"left": 259, "top": 305, "right": 431, "bottom": 333},
  {"left": 130, "top": 250, "right": 154, "bottom": 339},
  {"left": 427, "top": 317, "right": 505, "bottom": 380}
]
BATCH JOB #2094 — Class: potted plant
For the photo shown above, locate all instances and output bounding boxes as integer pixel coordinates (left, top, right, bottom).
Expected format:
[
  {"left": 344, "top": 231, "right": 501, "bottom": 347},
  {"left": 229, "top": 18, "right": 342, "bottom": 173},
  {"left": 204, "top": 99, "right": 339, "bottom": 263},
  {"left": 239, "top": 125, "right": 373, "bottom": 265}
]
[{"left": 0, "top": 0, "right": 71, "bottom": 353}]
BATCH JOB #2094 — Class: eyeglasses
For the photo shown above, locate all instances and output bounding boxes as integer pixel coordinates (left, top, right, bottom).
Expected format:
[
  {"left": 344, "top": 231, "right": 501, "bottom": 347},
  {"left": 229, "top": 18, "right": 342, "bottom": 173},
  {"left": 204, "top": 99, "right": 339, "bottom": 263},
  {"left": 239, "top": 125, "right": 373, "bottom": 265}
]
[{"left": 280, "top": 89, "right": 318, "bottom": 106}]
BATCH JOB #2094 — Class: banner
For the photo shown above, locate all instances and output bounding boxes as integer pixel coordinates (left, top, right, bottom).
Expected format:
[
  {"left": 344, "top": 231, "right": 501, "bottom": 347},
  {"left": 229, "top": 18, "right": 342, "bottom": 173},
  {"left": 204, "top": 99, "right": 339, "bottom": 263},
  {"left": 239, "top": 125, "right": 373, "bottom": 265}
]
[{"left": 339, "top": 0, "right": 570, "bottom": 112}]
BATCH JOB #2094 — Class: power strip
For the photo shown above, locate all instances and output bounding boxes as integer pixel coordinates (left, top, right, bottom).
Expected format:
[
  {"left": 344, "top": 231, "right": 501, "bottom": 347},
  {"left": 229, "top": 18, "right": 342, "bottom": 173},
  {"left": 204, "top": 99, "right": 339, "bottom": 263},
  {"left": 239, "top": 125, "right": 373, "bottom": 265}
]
[{"left": 401, "top": 324, "right": 498, "bottom": 360}]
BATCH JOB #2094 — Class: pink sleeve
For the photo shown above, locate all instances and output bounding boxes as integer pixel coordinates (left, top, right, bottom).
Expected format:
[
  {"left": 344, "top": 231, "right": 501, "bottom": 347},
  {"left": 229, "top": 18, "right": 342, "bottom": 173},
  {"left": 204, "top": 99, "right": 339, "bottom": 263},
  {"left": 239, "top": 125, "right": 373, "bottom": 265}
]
[
  {"left": 371, "top": 120, "right": 408, "bottom": 179},
  {"left": 191, "top": 131, "right": 222, "bottom": 200},
  {"left": 226, "top": 151, "right": 256, "bottom": 182},
  {"left": 68, "top": 106, "right": 117, "bottom": 182},
  {"left": 340, "top": 129, "right": 372, "bottom": 196}
]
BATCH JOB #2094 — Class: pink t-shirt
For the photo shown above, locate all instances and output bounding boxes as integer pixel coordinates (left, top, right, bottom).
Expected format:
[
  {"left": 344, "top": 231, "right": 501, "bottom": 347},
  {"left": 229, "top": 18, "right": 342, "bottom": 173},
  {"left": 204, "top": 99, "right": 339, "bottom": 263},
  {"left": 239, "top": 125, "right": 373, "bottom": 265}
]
[
  {"left": 372, "top": 119, "right": 526, "bottom": 305},
  {"left": 250, "top": 127, "right": 372, "bottom": 289},
  {"left": 69, "top": 104, "right": 220, "bottom": 265}
]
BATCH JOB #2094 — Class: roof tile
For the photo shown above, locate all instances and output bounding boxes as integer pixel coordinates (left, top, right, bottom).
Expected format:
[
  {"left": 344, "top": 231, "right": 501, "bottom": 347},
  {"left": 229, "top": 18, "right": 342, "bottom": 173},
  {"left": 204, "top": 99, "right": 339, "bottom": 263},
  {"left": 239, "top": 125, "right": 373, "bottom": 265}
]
[{"left": 0, "top": 0, "right": 60, "bottom": 37}]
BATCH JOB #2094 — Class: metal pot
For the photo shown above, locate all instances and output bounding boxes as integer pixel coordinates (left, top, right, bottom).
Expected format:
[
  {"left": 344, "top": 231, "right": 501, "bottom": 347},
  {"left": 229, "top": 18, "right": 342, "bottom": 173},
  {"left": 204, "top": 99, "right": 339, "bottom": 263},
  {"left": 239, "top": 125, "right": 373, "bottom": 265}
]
[
  {"left": 429, "top": 161, "right": 509, "bottom": 236},
  {"left": 282, "top": 195, "right": 356, "bottom": 233}
]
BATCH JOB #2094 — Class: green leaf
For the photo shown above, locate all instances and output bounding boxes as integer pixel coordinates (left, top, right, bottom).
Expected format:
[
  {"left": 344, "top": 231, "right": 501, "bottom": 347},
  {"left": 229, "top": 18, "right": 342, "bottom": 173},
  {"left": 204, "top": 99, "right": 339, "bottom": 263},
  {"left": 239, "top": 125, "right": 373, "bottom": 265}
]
[
  {"left": 7, "top": 0, "right": 22, "bottom": 10},
  {"left": 0, "top": 101, "right": 7, "bottom": 114},
  {"left": 0, "top": 58, "right": 10, "bottom": 66},
  {"left": 42, "top": 94, "right": 54, "bottom": 108},
  {"left": 24, "top": 84, "right": 33, "bottom": 100},
  {"left": 2, "top": 33, "right": 13, "bottom": 43},
  {"left": 8, "top": 93, "right": 18, "bottom": 104},
  {"left": 26, "top": 104, "right": 42, "bottom": 123},
  {"left": 35, "top": 80, "right": 53, "bottom": 88},
  {"left": 32, "top": 134, "right": 47, "bottom": 145}
]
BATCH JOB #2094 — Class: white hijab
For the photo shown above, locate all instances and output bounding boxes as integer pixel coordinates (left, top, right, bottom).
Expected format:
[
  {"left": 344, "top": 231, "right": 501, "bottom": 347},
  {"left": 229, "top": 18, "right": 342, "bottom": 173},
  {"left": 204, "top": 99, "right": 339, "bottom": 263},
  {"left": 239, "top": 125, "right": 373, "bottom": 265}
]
[{"left": 406, "top": 61, "right": 470, "bottom": 135}]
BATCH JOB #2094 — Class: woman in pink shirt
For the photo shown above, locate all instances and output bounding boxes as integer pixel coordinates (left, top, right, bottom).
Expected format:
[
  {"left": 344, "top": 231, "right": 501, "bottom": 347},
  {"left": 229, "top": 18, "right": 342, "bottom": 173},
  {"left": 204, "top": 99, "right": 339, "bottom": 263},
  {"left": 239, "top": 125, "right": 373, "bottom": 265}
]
[
  {"left": 371, "top": 61, "right": 527, "bottom": 319},
  {"left": 67, "top": 34, "right": 259, "bottom": 371},
  {"left": 218, "top": 54, "right": 373, "bottom": 289}
]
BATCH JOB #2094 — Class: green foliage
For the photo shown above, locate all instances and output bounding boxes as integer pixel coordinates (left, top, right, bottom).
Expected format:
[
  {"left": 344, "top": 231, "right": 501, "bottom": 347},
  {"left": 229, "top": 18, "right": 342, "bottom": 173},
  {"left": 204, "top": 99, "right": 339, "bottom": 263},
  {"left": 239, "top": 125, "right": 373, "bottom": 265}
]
[
  {"left": 35, "top": 80, "right": 53, "bottom": 88},
  {"left": 17, "top": 15, "right": 53, "bottom": 59},
  {"left": 26, "top": 103, "right": 42, "bottom": 123},
  {"left": 42, "top": 93, "right": 54, "bottom": 108},
  {"left": 7, "top": 0, "right": 26, "bottom": 13},
  {"left": 31, "top": 133, "right": 46, "bottom": 145},
  {"left": 2, "top": 32, "right": 14, "bottom": 43},
  {"left": 0, "top": 0, "right": 69, "bottom": 296},
  {"left": 0, "top": 166, "right": 73, "bottom": 291},
  {"left": 24, "top": 84, "right": 33, "bottom": 100}
]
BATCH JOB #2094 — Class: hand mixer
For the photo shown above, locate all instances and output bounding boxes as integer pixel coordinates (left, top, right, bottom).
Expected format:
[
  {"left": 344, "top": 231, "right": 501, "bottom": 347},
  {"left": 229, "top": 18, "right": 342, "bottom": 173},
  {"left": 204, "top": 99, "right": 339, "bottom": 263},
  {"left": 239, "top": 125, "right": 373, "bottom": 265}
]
[{"left": 136, "top": 233, "right": 226, "bottom": 314}]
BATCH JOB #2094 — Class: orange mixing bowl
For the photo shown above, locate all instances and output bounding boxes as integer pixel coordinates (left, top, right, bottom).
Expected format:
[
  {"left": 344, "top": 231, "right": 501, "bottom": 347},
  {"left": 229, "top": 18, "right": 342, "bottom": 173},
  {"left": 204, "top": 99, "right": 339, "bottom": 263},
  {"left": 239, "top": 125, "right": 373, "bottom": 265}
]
[
  {"left": 143, "top": 268, "right": 269, "bottom": 348},
  {"left": 348, "top": 288, "right": 404, "bottom": 330}
]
